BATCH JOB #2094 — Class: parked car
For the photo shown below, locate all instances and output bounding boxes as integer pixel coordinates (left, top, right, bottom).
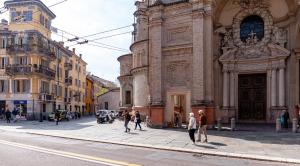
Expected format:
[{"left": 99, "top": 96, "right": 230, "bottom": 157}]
[
  {"left": 48, "top": 110, "right": 70, "bottom": 121},
  {"left": 95, "top": 110, "right": 114, "bottom": 124}
]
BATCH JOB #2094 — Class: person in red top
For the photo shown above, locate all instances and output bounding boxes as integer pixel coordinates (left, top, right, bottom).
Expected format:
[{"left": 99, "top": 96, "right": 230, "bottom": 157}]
[{"left": 197, "top": 109, "right": 208, "bottom": 143}]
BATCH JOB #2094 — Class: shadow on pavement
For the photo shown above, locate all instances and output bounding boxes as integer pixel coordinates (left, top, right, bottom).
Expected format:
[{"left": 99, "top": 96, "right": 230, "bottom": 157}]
[
  {"left": 0, "top": 116, "right": 96, "bottom": 131},
  {"left": 194, "top": 144, "right": 217, "bottom": 149}
]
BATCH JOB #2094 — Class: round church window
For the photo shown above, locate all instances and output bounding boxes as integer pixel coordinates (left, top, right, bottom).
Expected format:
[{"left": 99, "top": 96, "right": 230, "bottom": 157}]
[{"left": 240, "top": 15, "right": 264, "bottom": 43}]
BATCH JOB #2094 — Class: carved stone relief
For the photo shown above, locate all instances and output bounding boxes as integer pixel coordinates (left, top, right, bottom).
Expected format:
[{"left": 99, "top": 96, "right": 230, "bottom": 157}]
[
  {"left": 165, "top": 26, "right": 192, "bottom": 46},
  {"left": 271, "top": 27, "right": 287, "bottom": 48},
  {"left": 166, "top": 60, "right": 190, "bottom": 87}
]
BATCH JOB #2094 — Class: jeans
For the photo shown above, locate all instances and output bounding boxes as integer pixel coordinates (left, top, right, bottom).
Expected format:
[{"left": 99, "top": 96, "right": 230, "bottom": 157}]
[
  {"left": 188, "top": 129, "right": 196, "bottom": 143},
  {"left": 135, "top": 122, "right": 142, "bottom": 130},
  {"left": 124, "top": 121, "right": 130, "bottom": 132}
]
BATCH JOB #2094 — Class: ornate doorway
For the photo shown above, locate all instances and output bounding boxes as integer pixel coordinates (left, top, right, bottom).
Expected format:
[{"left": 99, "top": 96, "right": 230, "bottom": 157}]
[{"left": 238, "top": 74, "right": 266, "bottom": 121}]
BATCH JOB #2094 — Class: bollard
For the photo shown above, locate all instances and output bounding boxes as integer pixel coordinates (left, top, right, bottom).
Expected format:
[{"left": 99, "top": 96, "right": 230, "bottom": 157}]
[
  {"left": 231, "top": 118, "right": 235, "bottom": 131},
  {"left": 217, "top": 118, "right": 222, "bottom": 131},
  {"left": 276, "top": 118, "right": 281, "bottom": 132},
  {"left": 292, "top": 118, "right": 297, "bottom": 133}
]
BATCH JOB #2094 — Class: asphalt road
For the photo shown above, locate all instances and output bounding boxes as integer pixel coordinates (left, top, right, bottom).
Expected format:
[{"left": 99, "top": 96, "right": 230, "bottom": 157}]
[{"left": 0, "top": 130, "right": 296, "bottom": 166}]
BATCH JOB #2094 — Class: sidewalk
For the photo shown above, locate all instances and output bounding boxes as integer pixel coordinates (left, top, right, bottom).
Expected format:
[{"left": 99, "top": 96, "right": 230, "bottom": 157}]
[{"left": 0, "top": 117, "right": 299, "bottom": 164}]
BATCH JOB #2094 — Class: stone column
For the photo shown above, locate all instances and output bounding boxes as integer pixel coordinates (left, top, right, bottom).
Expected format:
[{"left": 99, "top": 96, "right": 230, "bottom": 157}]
[
  {"left": 223, "top": 71, "right": 229, "bottom": 107},
  {"left": 204, "top": 6, "right": 214, "bottom": 102},
  {"left": 191, "top": 7, "right": 205, "bottom": 104},
  {"left": 149, "top": 6, "right": 163, "bottom": 106},
  {"left": 278, "top": 68, "right": 285, "bottom": 106},
  {"left": 229, "top": 72, "right": 235, "bottom": 107},
  {"left": 271, "top": 69, "right": 277, "bottom": 107}
]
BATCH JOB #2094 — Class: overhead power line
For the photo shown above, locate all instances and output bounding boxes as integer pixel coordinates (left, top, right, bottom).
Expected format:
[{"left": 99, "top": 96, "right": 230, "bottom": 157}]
[
  {"left": 48, "top": 0, "right": 68, "bottom": 8},
  {"left": 53, "top": 32, "right": 129, "bottom": 52},
  {"left": 86, "top": 43, "right": 129, "bottom": 53},
  {"left": 88, "top": 31, "right": 132, "bottom": 42},
  {"left": 81, "top": 25, "right": 132, "bottom": 38}
]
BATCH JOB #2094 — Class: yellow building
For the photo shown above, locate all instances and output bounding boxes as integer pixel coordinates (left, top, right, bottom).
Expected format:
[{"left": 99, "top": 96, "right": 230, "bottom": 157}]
[
  {"left": 86, "top": 76, "right": 94, "bottom": 115},
  {"left": 0, "top": 0, "right": 87, "bottom": 120}
]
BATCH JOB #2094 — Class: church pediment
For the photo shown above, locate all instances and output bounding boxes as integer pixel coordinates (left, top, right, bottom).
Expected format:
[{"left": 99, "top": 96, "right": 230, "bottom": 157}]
[{"left": 219, "top": 44, "right": 290, "bottom": 63}]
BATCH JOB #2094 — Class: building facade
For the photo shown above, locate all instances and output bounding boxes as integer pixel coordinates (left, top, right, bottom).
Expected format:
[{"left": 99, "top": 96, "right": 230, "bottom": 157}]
[
  {"left": 97, "top": 88, "right": 120, "bottom": 111},
  {"left": 86, "top": 75, "right": 94, "bottom": 115},
  {"left": 67, "top": 49, "right": 87, "bottom": 116},
  {"left": 118, "top": 0, "right": 300, "bottom": 127},
  {"left": 0, "top": 0, "right": 87, "bottom": 120}
]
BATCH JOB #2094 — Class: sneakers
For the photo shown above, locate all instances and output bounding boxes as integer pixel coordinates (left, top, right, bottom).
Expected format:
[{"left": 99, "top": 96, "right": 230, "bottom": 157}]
[
  {"left": 203, "top": 139, "right": 208, "bottom": 143},
  {"left": 196, "top": 139, "right": 201, "bottom": 142}
]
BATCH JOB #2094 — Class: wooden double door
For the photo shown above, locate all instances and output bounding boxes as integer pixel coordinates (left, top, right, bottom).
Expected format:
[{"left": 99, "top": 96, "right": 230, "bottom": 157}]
[{"left": 238, "top": 74, "right": 266, "bottom": 121}]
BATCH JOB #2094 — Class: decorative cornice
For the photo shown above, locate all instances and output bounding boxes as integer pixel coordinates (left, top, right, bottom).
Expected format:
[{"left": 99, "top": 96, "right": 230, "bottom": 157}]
[
  {"left": 117, "top": 54, "right": 132, "bottom": 62},
  {"left": 5, "top": 0, "right": 56, "bottom": 19},
  {"left": 130, "top": 66, "right": 148, "bottom": 75},
  {"left": 130, "top": 39, "right": 148, "bottom": 51}
]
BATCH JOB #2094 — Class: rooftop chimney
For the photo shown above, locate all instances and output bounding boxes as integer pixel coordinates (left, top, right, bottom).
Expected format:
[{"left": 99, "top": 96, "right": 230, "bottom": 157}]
[
  {"left": 79, "top": 54, "right": 82, "bottom": 59},
  {"left": 72, "top": 48, "right": 76, "bottom": 53}
]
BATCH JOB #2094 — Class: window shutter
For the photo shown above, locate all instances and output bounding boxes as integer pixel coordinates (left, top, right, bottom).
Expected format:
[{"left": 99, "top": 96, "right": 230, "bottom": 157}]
[
  {"left": 2, "top": 80, "right": 7, "bottom": 93},
  {"left": 12, "top": 80, "right": 15, "bottom": 93},
  {"left": 14, "top": 36, "right": 18, "bottom": 45},
  {"left": 26, "top": 80, "right": 30, "bottom": 93}
]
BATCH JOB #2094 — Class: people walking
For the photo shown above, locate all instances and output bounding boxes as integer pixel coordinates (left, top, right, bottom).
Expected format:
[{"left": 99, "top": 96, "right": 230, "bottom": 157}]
[
  {"left": 12, "top": 107, "right": 18, "bottom": 123},
  {"left": 123, "top": 110, "right": 131, "bottom": 133},
  {"left": 197, "top": 110, "right": 208, "bottom": 143},
  {"left": 55, "top": 110, "right": 60, "bottom": 125},
  {"left": 297, "top": 111, "right": 300, "bottom": 132},
  {"left": 134, "top": 111, "right": 142, "bottom": 130},
  {"left": 188, "top": 112, "right": 197, "bottom": 144},
  {"left": 280, "top": 110, "right": 290, "bottom": 129},
  {"left": 5, "top": 108, "right": 11, "bottom": 123}
]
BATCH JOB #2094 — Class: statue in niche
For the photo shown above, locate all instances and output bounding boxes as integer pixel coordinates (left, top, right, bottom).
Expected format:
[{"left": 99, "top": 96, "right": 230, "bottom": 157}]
[
  {"left": 271, "top": 27, "right": 287, "bottom": 47},
  {"left": 222, "top": 29, "right": 234, "bottom": 48}
]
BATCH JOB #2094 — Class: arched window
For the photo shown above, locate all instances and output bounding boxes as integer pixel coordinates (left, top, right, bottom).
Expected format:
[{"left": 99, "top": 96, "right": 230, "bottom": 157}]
[{"left": 240, "top": 15, "right": 264, "bottom": 42}]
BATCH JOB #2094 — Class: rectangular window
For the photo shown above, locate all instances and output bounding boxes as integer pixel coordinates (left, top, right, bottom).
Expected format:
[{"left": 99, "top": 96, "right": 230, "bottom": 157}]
[
  {"left": 0, "top": 80, "right": 9, "bottom": 93},
  {"left": 45, "top": 18, "right": 48, "bottom": 28},
  {"left": 39, "top": 14, "right": 44, "bottom": 25},
  {"left": 23, "top": 11, "right": 32, "bottom": 22},
  {"left": 11, "top": 12, "right": 17, "bottom": 22},
  {"left": 40, "top": 81, "right": 50, "bottom": 94},
  {"left": 12, "top": 80, "right": 21, "bottom": 93},
  {"left": 41, "top": 59, "right": 49, "bottom": 67},
  {"left": 105, "top": 102, "right": 108, "bottom": 110},
  {"left": 0, "top": 80, "right": 4, "bottom": 93},
  {"left": 125, "top": 91, "right": 131, "bottom": 105}
]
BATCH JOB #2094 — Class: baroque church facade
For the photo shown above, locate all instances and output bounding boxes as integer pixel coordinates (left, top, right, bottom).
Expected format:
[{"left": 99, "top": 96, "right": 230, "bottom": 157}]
[{"left": 118, "top": 0, "right": 300, "bottom": 127}]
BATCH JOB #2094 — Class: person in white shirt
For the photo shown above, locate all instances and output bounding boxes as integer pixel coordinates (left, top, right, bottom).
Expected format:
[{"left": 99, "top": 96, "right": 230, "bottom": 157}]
[{"left": 188, "top": 112, "right": 197, "bottom": 144}]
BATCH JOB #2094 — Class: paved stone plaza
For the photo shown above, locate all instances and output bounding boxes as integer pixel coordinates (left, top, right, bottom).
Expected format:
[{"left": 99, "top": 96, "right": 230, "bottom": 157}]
[{"left": 0, "top": 117, "right": 299, "bottom": 164}]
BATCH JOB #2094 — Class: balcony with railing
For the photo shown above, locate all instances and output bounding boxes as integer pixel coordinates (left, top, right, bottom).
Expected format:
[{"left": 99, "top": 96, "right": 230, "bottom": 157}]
[
  {"left": 5, "top": 64, "right": 56, "bottom": 79},
  {"left": 6, "top": 44, "right": 56, "bottom": 60},
  {"left": 39, "top": 93, "right": 54, "bottom": 102},
  {"left": 65, "top": 76, "right": 73, "bottom": 86},
  {"left": 64, "top": 62, "right": 73, "bottom": 70},
  {"left": 6, "top": 44, "right": 31, "bottom": 53}
]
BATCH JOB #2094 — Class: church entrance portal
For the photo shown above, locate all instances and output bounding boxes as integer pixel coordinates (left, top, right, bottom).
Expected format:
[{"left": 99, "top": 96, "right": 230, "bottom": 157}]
[{"left": 238, "top": 74, "right": 267, "bottom": 121}]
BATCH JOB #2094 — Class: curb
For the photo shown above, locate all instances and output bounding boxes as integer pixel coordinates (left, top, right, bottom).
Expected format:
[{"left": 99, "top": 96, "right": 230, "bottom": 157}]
[{"left": 20, "top": 131, "right": 300, "bottom": 165}]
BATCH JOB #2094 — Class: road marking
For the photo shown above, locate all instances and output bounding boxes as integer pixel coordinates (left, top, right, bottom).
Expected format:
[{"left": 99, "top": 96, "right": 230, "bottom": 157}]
[{"left": 0, "top": 139, "right": 142, "bottom": 166}]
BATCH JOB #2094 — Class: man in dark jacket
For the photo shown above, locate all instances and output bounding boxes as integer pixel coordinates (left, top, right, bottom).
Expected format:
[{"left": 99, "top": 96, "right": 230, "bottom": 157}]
[
  {"left": 55, "top": 110, "right": 60, "bottom": 125},
  {"left": 123, "top": 110, "right": 131, "bottom": 133},
  {"left": 5, "top": 109, "right": 11, "bottom": 123}
]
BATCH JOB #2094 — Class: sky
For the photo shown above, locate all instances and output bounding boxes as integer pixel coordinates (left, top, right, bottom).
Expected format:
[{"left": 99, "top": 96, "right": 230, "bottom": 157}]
[{"left": 0, "top": 0, "right": 136, "bottom": 83}]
